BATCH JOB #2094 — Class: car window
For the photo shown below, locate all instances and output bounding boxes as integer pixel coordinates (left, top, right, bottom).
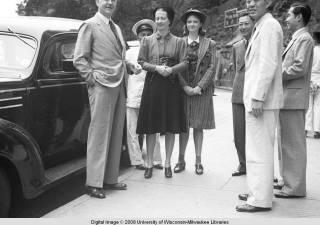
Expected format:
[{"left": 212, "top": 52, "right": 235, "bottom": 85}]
[
  {"left": 0, "top": 34, "right": 37, "bottom": 70},
  {"left": 43, "top": 38, "right": 76, "bottom": 75}
]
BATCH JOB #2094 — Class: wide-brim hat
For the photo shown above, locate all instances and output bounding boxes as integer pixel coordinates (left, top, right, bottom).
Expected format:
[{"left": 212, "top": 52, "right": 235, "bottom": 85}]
[
  {"left": 181, "top": 8, "right": 206, "bottom": 24},
  {"left": 132, "top": 19, "right": 156, "bottom": 36}
]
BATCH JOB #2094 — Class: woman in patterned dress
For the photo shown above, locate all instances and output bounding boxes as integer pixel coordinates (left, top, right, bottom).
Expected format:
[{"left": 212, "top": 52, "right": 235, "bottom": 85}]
[
  {"left": 136, "top": 7, "right": 188, "bottom": 179},
  {"left": 174, "top": 9, "right": 216, "bottom": 175}
]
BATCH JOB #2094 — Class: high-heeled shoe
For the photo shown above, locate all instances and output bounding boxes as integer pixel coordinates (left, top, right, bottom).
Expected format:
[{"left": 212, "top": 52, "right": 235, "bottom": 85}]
[
  {"left": 195, "top": 164, "right": 204, "bottom": 175},
  {"left": 165, "top": 166, "right": 172, "bottom": 178},
  {"left": 144, "top": 167, "right": 153, "bottom": 179},
  {"left": 174, "top": 162, "right": 186, "bottom": 173}
]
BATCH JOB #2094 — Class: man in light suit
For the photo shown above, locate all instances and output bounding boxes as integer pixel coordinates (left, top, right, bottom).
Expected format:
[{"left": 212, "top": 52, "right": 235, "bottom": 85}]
[
  {"left": 73, "top": 0, "right": 140, "bottom": 198},
  {"left": 275, "top": 3, "right": 314, "bottom": 199},
  {"left": 231, "top": 12, "right": 254, "bottom": 177},
  {"left": 236, "top": 0, "right": 283, "bottom": 212}
]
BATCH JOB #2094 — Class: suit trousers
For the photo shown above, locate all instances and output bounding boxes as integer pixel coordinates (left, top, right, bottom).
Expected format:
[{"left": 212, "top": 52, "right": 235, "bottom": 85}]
[
  {"left": 279, "top": 109, "right": 307, "bottom": 196},
  {"left": 126, "top": 107, "right": 162, "bottom": 165},
  {"left": 232, "top": 103, "right": 246, "bottom": 166},
  {"left": 306, "top": 92, "right": 320, "bottom": 132},
  {"left": 246, "top": 110, "right": 279, "bottom": 208},
  {"left": 86, "top": 81, "right": 126, "bottom": 188}
]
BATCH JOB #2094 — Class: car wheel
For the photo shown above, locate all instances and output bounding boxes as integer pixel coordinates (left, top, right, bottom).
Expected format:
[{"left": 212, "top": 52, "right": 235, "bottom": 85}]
[{"left": 0, "top": 168, "right": 11, "bottom": 217}]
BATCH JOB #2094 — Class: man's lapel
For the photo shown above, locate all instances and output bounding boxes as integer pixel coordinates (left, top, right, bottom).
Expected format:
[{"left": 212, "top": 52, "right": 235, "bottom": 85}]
[
  {"left": 245, "top": 26, "right": 259, "bottom": 60},
  {"left": 94, "top": 15, "right": 121, "bottom": 55},
  {"left": 282, "top": 38, "right": 296, "bottom": 59},
  {"left": 238, "top": 40, "right": 247, "bottom": 71},
  {"left": 115, "top": 24, "right": 126, "bottom": 57}
]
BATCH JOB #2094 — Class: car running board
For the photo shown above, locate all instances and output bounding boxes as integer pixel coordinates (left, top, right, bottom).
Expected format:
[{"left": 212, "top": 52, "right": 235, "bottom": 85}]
[{"left": 43, "top": 157, "right": 86, "bottom": 189}]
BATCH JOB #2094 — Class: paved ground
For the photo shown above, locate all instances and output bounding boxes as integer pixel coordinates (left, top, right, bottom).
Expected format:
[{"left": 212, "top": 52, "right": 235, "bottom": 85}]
[{"left": 43, "top": 89, "right": 320, "bottom": 218}]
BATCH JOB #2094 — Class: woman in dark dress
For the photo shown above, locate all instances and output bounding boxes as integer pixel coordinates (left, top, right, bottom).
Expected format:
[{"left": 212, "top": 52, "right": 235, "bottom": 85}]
[
  {"left": 174, "top": 9, "right": 216, "bottom": 175},
  {"left": 136, "top": 7, "right": 188, "bottom": 179}
]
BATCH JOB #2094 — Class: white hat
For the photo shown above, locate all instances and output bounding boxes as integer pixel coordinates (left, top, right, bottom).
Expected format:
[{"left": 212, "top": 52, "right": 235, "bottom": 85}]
[{"left": 132, "top": 19, "right": 156, "bottom": 36}]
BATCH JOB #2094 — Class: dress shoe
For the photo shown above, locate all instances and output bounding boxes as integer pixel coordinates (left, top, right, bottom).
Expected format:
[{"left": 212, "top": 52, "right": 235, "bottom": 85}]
[
  {"left": 232, "top": 170, "right": 246, "bottom": 176},
  {"left": 174, "top": 162, "right": 186, "bottom": 173},
  {"left": 236, "top": 204, "right": 271, "bottom": 212},
  {"left": 314, "top": 132, "right": 320, "bottom": 139},
  {"left": 144, "top": 167, "right": 153, "bottom": 179},
  {"left": 153, "top": 164, "right": 164, "bottom": 170},
  {"left": 85, "top": 186, "right": 106, "bottom": 199},
  {"left": 274, "top": 192, "right": 305, "bottom": 199},
  {"left": 135, "top": 164, "right": 146, "bottom": 170},
  {"left": 165, "top": 166, "right": 172, "bottom": 178},
  {"left": 273, "top": 177, "right": 278, "bottom": 183},
  {"left": 195, "top": 164, "right": 204, "bottom": 175},
  {"left": 103, "top": 182, "right": 127, "bottom": 190},
  {"left": 238, "top": 193, "right": 249, "bottom": 201}
]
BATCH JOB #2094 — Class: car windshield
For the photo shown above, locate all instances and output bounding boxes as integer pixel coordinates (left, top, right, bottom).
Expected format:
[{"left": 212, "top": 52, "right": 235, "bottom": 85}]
[{"left": 0, "top": 34, "right": 37, "bottom": 77}]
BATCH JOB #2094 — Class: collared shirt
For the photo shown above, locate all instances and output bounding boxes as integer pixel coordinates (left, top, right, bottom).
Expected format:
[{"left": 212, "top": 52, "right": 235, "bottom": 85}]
[
  {"left": 253, "top": 12, "right": 272, "bottom": 32},
  {"left": 291, "top": 27, "right": 308, "bottom": 40},
  {"left": 187, "top": 36, "right": 200, "bottom": 45},
  {"left": 97, "top": 12, "right": 110, "bottom": 26}
]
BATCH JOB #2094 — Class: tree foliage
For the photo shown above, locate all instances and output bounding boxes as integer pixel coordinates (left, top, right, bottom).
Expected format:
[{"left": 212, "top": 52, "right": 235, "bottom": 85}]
[{"left": 16, "top": 0, "right": 320, "bottom": 42}]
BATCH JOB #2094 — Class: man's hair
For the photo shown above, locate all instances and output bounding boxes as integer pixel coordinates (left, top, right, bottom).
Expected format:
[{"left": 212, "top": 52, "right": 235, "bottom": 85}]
[
  {"left": 266, "top": 0, "right": 276, "bottom": 11},
  {"left": 291, "top": 2, "right": 312, "bottom": 26},
  {"left": 238, "top": 11, "right": 254, "bottom": 21}
]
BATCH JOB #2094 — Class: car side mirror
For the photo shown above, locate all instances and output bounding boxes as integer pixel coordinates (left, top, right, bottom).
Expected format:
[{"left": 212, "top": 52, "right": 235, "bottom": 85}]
[{"left": 62, "top": 59, "right": 77, "bottom": 72}]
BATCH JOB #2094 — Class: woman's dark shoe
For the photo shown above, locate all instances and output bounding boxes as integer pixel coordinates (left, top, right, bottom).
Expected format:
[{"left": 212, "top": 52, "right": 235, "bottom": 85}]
[
  {"left": 195, "top": 164, "right": 204, "bottom": 175},
  {"left": 174, "top": 162, "right": 186, "bottom": 173},
  {"left": 144, "top": 167, "right": 153, "bottom": 179},
  {"left": 165, "top": 167, "right": 172, "bottom": 178},
  {"left": 85, "top": 186, "right": 106, "bottom": 199},
  {"left": 314, "top": 132, "right": 320, "bottom": 139}
]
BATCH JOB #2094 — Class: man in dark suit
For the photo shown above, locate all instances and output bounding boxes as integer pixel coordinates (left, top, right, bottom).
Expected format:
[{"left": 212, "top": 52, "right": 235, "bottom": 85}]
[
  {"left": 231, "top": 12, "right": 254, "bottom": 177},
  {"left": 275, "top": 3, "right": 314, "bottom": 198},
  {"left": 73, "top": 0, "right": 140, "bottom": 198}
]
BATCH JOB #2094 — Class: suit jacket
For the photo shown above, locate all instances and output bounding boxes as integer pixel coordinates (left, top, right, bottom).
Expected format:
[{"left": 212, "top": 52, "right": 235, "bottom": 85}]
[
  {"left": 179, "top": 36, "right": 216, "bottom": 91},
  {"left": 282, "top": 27, "right": 314, "bottom": 110},
  {"left": 243, "top": 13, "right": 284, "bottom": 111},
  {"left": 73, "top": 13, "right": 128, "bottom": 88},
  {"left": 231, "top": 39, "right": 246, "bottom": 104}
]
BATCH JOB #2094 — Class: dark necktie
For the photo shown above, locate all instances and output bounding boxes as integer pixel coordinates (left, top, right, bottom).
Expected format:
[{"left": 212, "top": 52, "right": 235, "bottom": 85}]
[
  {"left": 245, "top": 39, "right": 248, "bottom": 49},
  {"left": 109, "top": 21, "right": 123, "bottom": 51}
]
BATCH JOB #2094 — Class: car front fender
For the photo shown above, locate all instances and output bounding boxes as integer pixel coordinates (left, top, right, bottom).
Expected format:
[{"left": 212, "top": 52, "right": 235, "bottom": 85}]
[{"left": 0, "top": 118, "right": 45, "bottom": 199}]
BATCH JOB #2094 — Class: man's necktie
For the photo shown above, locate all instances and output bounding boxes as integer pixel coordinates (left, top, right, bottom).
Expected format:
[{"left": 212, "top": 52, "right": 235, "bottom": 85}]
[
  {"left": 245, "top": 39, "right": 248, "bottom": 49},
  {"left": 109, "top": 21, "right": 123, "bottom": 51}
]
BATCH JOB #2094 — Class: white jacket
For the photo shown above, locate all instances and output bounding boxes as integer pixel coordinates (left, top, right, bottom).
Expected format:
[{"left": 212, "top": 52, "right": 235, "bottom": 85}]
[
  {"left": 126, "top": 41, "right": 146, "bottom": 108},
  {"left": 243, "top": 13, "right": 284, "bottom": 111}
]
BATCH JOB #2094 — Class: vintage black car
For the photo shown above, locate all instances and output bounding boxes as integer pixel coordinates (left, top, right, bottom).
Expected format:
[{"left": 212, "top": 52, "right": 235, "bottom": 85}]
[{"left": 0, "top": 16, "right": 129, "bottom": 217}]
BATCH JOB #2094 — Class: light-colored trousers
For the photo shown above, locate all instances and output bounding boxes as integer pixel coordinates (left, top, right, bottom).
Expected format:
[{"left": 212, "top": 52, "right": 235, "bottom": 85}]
[
  {"left": 86, "top": 82, "right": 126, "bottom": 188},
  {"left": 126, "top": 107, "right": 162, "bottom": 165},
  {"left": 279, "top": 110, "right": 306, "bottom": 196},
  {"left": 306, "top": 92, "right": 320, "bottom": 132},
  {"left": 246, "top": 110, "right": 279, "bottom": 208}
]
